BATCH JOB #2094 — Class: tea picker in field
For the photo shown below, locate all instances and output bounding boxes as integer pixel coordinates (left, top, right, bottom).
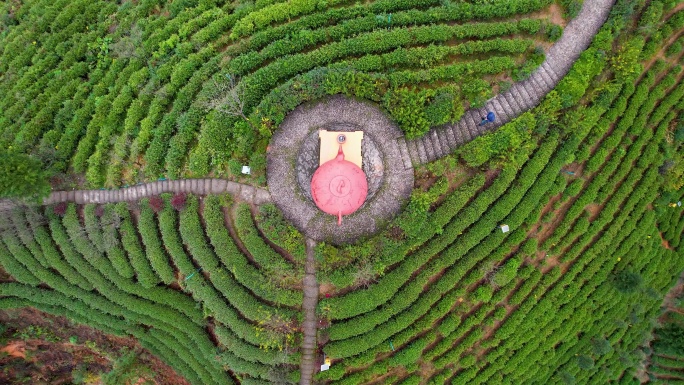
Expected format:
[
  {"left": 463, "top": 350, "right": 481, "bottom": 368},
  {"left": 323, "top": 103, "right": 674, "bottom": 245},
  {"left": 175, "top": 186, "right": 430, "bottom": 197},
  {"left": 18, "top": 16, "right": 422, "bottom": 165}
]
[{"left": 479, "top": 111, "right": 496, "bottom": 126}]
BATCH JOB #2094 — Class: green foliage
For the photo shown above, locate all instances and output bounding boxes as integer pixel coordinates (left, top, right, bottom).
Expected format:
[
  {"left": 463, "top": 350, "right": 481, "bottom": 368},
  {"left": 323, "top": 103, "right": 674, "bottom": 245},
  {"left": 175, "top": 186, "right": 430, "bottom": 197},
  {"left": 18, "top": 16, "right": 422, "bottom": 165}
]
[
  {"left": 613, "top": 270, "right": 642, "bottom": 293},
  {"left": 383, "top": 87, "right": 432, "bottom": 139},
  {"left": 425, "top": 89, "right": 464, "bottom": 127},
  {"left": 577, "top": 355, "right": 595, "bottom": 370},
  {"left": 556, "top": 47, "right": 607, "bottom": 107},
  {"left": 561, "top": 0, "right": 583, "bottom": 19},
  {"left": 591, "top": 336, "right": 613, "bottom": 355},
  {"left": 101, "top": 349, "right": 153, "bottom": 385},
  {"left": 471, "top": 285, "right": 494, "bottom": 303},
  {"left": 0, "top": 150, "right": 51, "bottom": 202},
  {"left": 492, "top": 257, "right": 521, "bottom": 287},
  {"left": 610, "top": 37, "right": 644, "bottom": 81},
  {"left": 459, "top": 112, "right": 535, "bottom": 167},
  {"left": 654, "top": 322, "right": 684, "bottom": 356}
]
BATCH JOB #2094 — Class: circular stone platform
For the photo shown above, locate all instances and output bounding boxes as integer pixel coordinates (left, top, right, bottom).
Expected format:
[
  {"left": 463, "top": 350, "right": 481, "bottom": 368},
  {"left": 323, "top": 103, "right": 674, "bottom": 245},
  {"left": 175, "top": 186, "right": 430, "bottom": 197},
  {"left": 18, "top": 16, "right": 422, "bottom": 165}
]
[{"left": 267, "top": 95, "right": 414, "bottom": 244}]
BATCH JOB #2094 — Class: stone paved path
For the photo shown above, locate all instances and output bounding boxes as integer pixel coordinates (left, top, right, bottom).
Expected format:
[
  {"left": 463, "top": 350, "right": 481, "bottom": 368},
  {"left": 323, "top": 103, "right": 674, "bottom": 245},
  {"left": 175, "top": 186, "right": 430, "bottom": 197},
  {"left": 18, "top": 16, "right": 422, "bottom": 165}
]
[
  {"left": 400, "top": 0, "right": 616, "bottom": 166},
  {"left": 39, "top": 178, "right": 271, "bottom": 206},
  {"left": 300, "top": 238, "right": 320, "bottom": 385}
]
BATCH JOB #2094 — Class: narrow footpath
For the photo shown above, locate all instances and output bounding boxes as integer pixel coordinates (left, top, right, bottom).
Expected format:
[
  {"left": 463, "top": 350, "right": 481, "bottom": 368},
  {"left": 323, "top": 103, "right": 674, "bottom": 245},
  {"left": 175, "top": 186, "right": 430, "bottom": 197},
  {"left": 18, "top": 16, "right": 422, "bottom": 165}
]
[
  {"left": 39, "top": 178, "right": 271, "bottom": 206},
  {"left": 300, "top": 238, "right": 320, "bottom": 385}
]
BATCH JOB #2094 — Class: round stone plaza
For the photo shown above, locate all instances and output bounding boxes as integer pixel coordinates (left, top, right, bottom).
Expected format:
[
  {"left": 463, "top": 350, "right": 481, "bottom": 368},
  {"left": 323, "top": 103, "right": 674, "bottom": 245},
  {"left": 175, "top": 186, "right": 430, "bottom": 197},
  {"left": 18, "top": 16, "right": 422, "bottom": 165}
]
[{"left": 266, "top": 95, "right": 414, "bottom": 244}]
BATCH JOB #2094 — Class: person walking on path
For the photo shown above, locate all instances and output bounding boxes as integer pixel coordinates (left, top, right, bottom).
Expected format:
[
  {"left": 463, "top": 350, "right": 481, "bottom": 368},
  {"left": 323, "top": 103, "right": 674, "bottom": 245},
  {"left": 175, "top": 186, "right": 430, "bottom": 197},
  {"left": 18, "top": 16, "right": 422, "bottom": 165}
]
[{"left": 479, "top": 111, "right": 496, "bottom": 126}]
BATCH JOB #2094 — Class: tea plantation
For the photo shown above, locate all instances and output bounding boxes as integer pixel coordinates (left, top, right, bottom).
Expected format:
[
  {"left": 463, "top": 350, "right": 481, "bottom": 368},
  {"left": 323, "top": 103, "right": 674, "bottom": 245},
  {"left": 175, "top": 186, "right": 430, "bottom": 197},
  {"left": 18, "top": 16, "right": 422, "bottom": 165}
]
[{"left": 1, "top": 0, "right": 684, "bottom": 384}]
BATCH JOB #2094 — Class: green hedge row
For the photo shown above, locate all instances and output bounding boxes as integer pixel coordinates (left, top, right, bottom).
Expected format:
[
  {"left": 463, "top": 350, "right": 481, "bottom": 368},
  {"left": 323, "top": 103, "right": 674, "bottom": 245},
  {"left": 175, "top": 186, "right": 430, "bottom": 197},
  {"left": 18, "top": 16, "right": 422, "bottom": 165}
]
[
  {"left": 114, "top": 203, "right": 160, "bottom": 288},
  {"left": 233, "top": 203, "right": 302, "bottom": 286},
  {"left": 203, "top": 196, "right": 303, "bottom": 307},
  {"left": 230, "top": 13, "right": 539, "bottom": 75},
  {"left": 138, "top": 202, "right": 177, "bottom": 284},
  {"left": 156, "top": 197, "right": 273, "bottom": 348},
  {"left": 1, "top": 216, "right": 225, "bottom": 384},
  {"left": 324, "top": 135, "right": 559, "bottom": 358}
]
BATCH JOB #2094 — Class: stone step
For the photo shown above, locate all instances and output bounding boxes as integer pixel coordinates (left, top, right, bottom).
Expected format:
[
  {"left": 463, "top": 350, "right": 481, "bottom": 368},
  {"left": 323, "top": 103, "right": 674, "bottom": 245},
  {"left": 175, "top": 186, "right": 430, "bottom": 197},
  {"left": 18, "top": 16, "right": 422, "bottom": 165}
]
[
  {"left": 450, "top": 123, "right": 464, "bottom": 145},
  {"left": 542, "top": 61, "right": 560, "bottom": 82},
  {"left": 512, "top": 84, "right": 533, "bottom": 109},
  {"left": 406, "top": 139, "right": 421, "bottom": 165},
  {"left": 211, "top": 179, "right": 226, "bottom": 194},
  {"left": 488, "top": 99, "right": 510, "bottom": 123},
  {"left": 528, "top": 74, "right": 549, "bottom": 94},
  {"left": 464, "top": 111, "right": 479, "bottom": 129},
  {"left": 421, "top": 135, "right": 436, "bottom": 162},
  {"left": 420, "top": 136, "right": 433, "bottom": 162},
  {"left": 427, "top": 130, "right": 444, "bottom": 160},
  {"left": 396, "top": 137, "right": 413, "bottom": 169},
  {"left": 459, "top": 120, "right": 472, "bottom": 142},
  {"left": 537, "top": 66, "right": 556, "bottom": 89},
  {"left": 226, "top": 181, "right": 240, "bottom": 195},
  {"left": 415, "top": 137, "right": 428, "bottom": 164},
  {"left": 496, "top": 96, "right": 517, "bottom": 117},
  {"left": 444, "top": 125, "right": 458, "bottom": 149},
  {"left": 171, "top": 180, "right": 180, "bottom": 193},
  {"left": 520, "top": 80, "right": 541, "bottom": 105},
  {"left": 509, "top": 89, "right": 528, "bottom": 111},
  {"left": 509, "top": 87, "right": 532, "bottom": 110},
  {"left": 469, "top": 110, "right": 487, "bottom": 136},
  {"left": 435, "top": 129, "right": 452, "bottom": 155},
  {"left": 502, "top": 91, "right": 522, "bottom": 113},
  {"left": 542, "top": 65, "right": 558, "bottom": 87}
]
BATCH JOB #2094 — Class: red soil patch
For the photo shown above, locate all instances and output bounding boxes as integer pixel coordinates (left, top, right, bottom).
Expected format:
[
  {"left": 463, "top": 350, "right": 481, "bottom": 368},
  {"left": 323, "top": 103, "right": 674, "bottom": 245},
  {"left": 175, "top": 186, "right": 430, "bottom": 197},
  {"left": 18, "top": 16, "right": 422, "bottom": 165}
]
[
  {"left": 564, "top": 162, "right": 584, "bottom": 176},
  {"left": 585, "top": 203, "right": 602, "bottom": 221},
  {"left": 318, "top": 281, "right": 336, "bottom": 297},
  {"left": 660, "top": 232, "right": 674, "bottom": 250},
  {"left": 546, "top": 3, "right": 568, "bottom": 27},
  {"left": 523, "top": 2, "right": 568, "bottom": 27},
  {"left": 1, "top": 341, "right": 26, "bottom": 359},
  {"left": 0, "top": 308, "right": 188, "bottom": 385}
]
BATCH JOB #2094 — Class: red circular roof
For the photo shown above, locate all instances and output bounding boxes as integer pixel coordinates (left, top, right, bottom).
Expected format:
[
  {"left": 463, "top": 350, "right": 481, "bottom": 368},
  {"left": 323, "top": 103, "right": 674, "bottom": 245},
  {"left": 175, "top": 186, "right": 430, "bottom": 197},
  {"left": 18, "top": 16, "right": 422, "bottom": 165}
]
[{"left": 311, "top": 146, "right": 368, "bottom": 224}]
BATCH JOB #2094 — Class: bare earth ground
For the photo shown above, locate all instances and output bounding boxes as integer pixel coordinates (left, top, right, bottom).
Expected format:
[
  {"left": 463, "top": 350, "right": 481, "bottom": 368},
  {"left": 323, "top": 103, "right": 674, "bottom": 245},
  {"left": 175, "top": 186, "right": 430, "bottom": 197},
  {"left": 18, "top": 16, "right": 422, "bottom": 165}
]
[{"left": 0, "top": 308, "right": 190, "bottom": 385}]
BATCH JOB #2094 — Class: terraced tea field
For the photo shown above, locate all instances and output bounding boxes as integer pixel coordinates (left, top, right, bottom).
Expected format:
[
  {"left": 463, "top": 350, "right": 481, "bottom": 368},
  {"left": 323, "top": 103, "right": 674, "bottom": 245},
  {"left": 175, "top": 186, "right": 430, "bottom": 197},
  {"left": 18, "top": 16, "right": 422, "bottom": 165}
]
[{"left": 1, "top": 0, "right": 684, "bottom": 384}]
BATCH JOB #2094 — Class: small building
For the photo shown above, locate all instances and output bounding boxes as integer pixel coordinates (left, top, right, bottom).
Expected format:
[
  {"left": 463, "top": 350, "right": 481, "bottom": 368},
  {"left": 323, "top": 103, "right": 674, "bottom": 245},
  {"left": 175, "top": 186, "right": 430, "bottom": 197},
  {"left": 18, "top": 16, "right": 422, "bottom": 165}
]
[{"left": 311, "top": 132, "right": 368, "bottom": 225}]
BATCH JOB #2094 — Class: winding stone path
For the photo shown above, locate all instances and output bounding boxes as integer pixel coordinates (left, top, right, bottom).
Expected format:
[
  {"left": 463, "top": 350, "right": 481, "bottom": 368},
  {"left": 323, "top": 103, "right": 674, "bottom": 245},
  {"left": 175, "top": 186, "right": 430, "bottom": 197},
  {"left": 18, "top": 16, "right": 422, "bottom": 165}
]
[
  {"left": 38, "top": 178, "right": 272, "bottom": 206},
  {"left": 403, "top": 0, "right": 616, "bottom": 165},
  {"left": 300, "top": 238, "right": 320, "bottom": 385}
]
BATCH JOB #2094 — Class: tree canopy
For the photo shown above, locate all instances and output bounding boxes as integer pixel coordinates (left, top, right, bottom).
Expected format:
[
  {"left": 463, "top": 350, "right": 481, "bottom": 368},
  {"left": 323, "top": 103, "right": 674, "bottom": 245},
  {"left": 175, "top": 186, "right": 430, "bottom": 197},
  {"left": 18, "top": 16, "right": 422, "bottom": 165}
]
[{"left": 0, "top": 150, "right": 51, "bottom": 202}]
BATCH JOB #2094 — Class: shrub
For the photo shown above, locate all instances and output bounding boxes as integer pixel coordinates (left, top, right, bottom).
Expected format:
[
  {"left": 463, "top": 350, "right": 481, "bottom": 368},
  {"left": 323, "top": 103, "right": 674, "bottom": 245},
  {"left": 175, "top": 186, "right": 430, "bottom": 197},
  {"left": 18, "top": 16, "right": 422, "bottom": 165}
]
[
  {"left": 591, "top": 336, "right": 613, "bottom": 355},
  {"left": 171, "top": 193, "right": 187, "bottom": 211},
  {"left": 613, "top": 270, "right": 642, "bottom": 293},
  {"left": 0, "top": 150, "right": 51, "bottom": 202},
  {"left": 654, "top": 323, "right": 684, "bottom": 356},
  {"left": 559, "top": 371, "right": 576, "bottom": 384},
  {"left": 577, "top": 355, "right": 595, "bottom": 370},
  {"left": 665, "top": 39, "right": 682, "bottom": 58},
  {"left": 471, "top": 286, "right": 493, "bottom": 303},
  {"left": 94, "top": 205, "right": 105, "bottom": 217},
  {"left": 148, "top": 195, "right": 165, "bottom": 213},
  {"left": 546, "top": 24, "right": 563, "bottom": 41},
  {"left": 53, "top": 202, "right": 67, "bottom": 217},
  {"left": 492, "top": 257, "right": 521, "bottom": 287}
]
